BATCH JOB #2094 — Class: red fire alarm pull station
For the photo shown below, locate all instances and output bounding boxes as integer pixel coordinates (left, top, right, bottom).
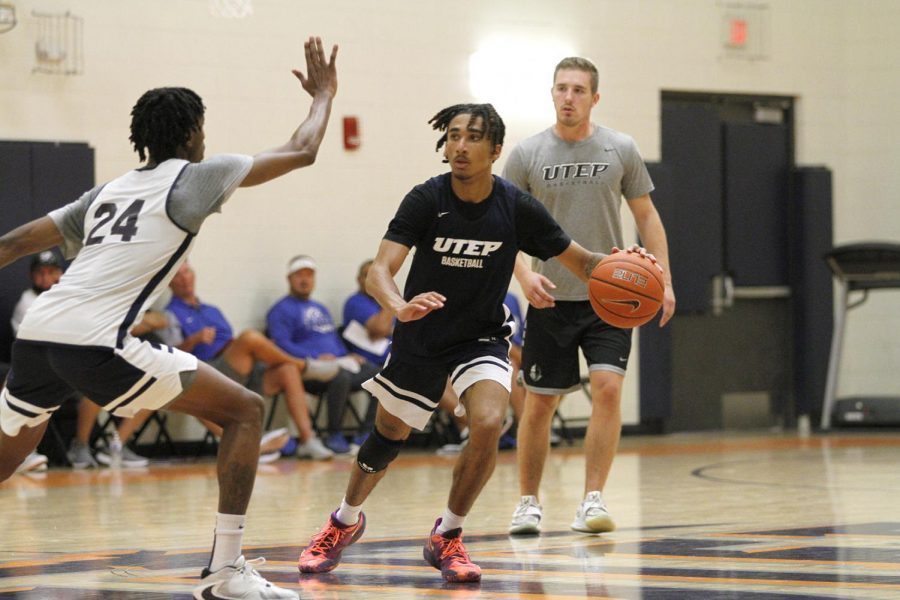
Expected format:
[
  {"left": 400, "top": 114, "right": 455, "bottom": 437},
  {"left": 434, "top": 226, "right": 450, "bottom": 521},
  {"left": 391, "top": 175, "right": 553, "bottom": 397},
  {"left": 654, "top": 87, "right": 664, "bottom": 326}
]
[
  {"left": 729, "top": 19, "right": 747, "bottom": 47},
  {"left": 343, "top": 116, "right": 360, "bottom": 150}
]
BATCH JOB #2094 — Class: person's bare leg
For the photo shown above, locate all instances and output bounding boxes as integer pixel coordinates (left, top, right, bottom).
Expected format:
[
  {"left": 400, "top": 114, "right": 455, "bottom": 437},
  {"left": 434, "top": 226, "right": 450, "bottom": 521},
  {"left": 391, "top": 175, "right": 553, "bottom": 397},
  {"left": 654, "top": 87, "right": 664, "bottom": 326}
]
[
  {"left": 437, "top": 380, "right": 466, "bottom": 431},
  {"left": 262, "top": 363, "right": 314, "bottom": 442},
  {"left": 165, "top": 363, "right": 264, "bottom": 514},
  {"left": 75, "top": 397, "right": 101, "bottom": 444},
  {"left": 200, "top": 418, "right": 222, "bottom": 438},
  {"left": 115, "top": 409, "right": 153, "bottom": 443},
  {"left": 222, "top": 330, "right": 305, "bottom": 375},
  {"left": 446, "top": 381, "right": 508, "bottom": 515},
  {"left": 0, "top": 420, "right": 50, "bottom": 481},
  {"left": 508, "top": 346, "right": 525, "bottom": 423},
  {"left": 583, "top": 370, "right": 623, "bottom": 494},
  {"left": 516, "top": 390, "right": 560, "bottom": 497},
  {"left": 344, "top": 404, "right": 410, "bottom": 506}
]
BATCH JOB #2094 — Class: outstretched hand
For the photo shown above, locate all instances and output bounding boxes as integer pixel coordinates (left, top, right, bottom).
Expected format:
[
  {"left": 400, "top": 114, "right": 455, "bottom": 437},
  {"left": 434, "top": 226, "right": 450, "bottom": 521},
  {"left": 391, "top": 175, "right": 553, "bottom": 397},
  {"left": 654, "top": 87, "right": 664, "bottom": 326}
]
[{"left": 292, "top": 36, "right": 338, "bottom": 98}]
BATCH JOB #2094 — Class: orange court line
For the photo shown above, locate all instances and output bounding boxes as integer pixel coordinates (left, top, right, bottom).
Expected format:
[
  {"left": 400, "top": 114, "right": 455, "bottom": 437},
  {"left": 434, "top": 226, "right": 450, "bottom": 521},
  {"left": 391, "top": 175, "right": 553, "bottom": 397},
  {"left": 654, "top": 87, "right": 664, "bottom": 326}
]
[
  {"left": 317, "top": 564, "right": 900, "bottom": 592},
  {"left": 0, "top": 551, "right": 138, "bottom": 569},
  {"left": 707, "top": 533, "right": 814, "bottom": 539},
  {"left": 608, "top": 552, "right": 900, "bottom": 570},
  {"left": 298, "top": 582, "right": 613, "bottom": 600}
]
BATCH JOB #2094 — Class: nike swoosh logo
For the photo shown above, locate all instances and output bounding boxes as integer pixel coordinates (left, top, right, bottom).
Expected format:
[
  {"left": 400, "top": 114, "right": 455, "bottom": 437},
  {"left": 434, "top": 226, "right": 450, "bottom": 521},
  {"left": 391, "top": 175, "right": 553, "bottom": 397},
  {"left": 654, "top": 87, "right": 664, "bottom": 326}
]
[
  {"left": 200, "top": 586, "right": 223, "bottom": 600},
  {"left": 438, "top": 211, "right": 450, "bottom": 217},
  {"left": 605, "top": 299, "right": 641, "bottom": 311}
]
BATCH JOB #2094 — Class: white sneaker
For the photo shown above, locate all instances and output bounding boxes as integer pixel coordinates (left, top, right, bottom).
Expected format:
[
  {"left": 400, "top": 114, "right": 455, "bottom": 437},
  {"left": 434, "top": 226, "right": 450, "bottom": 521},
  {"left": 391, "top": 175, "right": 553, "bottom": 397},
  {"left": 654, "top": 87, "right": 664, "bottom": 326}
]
[
  {"left": 571, "top": 490, "right": 615, "bottom": 533},
  {"left": 436, "top": 427, "right": 469, "bottom": 455},
  {"left": 258, "top": 451, "right": 281, "bottom": 464},
  {"left": 260, "top": 428, "right": 290, "bottom": 454},
  {"left": 509, "top": 495, "right": 542, "bottom": 535},
  {"left": 295, "top": 436, "right": 334, "bottom": 460},
  {"left": 193, "top": 555, "right": 298, "bottom": 600},
  {"left": 15, "top": 451, "right": 49, "bottom": 473}
]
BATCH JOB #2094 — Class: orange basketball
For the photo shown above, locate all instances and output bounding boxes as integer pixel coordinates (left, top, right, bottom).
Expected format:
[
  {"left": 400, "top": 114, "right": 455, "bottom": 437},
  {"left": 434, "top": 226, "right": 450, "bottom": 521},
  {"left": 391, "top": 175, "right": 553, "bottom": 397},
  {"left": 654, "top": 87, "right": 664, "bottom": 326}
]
[{"left": 588, "top": 252, "right": 664, "bottom": 328}]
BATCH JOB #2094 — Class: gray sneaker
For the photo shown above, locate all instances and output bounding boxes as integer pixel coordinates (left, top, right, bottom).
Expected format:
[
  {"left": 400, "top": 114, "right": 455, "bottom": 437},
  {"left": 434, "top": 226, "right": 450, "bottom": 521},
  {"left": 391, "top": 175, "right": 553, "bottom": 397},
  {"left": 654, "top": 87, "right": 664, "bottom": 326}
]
[
  {"left": 67, "top": 440, "right": 97, "bottom": 469},
  {"left": 571, "top": 490, "right": 615, "bottom": 533},
  {"left": 97, "top": 445, "right": 149, "bottom": 468},
  {"left": 509, "top": 495, "right": 542, "bottom": 535},
  {"left": 296, "top": 436, "right": 334, "bottom": 460}
]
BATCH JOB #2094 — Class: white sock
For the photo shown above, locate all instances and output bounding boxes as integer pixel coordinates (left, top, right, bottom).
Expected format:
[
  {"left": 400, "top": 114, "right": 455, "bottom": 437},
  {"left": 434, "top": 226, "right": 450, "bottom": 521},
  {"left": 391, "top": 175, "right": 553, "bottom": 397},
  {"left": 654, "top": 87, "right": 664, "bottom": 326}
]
[
  {"left": 208, "top": 512, "right": 245, "bottom": 572},
  {"left": 436, "top": 507, "right": 465, "bottom": 534},
  {"left": 335, "top": 497, "right": 362, "bottom": 526}
]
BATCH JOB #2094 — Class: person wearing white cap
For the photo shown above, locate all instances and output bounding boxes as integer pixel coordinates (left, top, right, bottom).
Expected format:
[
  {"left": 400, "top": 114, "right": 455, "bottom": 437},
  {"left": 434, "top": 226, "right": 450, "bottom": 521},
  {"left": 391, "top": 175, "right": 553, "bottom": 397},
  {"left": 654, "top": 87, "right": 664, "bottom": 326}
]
[
  {"left": 267, "top": 255, "right": 380, "bottom": 454},
  {"left": 166, "top": 262, "right": 335, "bottom": 461}
]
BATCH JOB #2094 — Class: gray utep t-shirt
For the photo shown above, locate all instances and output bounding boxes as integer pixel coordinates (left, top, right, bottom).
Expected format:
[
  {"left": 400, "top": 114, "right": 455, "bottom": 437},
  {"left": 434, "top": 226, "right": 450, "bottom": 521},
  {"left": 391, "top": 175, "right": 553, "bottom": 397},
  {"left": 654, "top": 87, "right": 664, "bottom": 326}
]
[
  {"left": 52, "top": 154, "right": 252, "bottom": 257},
  {"left": 502, "top": 126, "right": 653, "bottom": 301}
]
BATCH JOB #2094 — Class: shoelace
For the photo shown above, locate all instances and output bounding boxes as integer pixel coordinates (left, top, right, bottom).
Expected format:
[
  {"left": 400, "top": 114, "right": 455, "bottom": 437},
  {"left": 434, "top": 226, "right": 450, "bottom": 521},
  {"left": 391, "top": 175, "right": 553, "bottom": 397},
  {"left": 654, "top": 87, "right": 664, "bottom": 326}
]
[
  {"left": 514, "top": 499, "right": 540, "bottom": 517},
  {"left": 236, "top": 557, "right": 268, "bottom": 584},
  {"left": 308, "top": 525, "right": 344, "bottom": 556},
  {"left": 440, "top": 536, "right": 472, "bottom": 564}
]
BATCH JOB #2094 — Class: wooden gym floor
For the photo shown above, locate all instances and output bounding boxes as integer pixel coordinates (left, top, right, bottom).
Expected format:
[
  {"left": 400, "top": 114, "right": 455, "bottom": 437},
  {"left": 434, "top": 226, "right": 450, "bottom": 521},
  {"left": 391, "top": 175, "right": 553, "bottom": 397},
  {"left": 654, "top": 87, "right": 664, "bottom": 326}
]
[{"left": 2, "top": 430, "right": 899, "bottom": 599}]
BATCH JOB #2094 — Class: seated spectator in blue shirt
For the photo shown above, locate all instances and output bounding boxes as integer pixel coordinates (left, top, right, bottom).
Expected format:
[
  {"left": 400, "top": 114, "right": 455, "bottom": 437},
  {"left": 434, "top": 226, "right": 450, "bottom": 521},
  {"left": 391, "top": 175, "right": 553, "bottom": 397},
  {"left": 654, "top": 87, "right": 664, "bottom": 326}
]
[
  {"left": 167, "top": 262, "right": 335, "bottom": 460},
  {"left": 341, "top": 259, "right": 393, "bottom": 367},
  {"left": 267, "top": 255, "right": 380, "bottom": 454}
]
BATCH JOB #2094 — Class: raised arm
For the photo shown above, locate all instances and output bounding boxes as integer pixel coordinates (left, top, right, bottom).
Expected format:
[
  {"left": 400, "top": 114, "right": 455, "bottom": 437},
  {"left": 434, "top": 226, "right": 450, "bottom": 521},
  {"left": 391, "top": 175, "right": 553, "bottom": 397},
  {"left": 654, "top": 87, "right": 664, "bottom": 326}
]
[
  {"left": 366, "top": 239, "right": 445, "bottom": 323},
  {"left": 240, "top": 36, "right": 339, "bottom": 187},
  {"left": 0, "top": 216, "right": 64, "bottom": 271}
]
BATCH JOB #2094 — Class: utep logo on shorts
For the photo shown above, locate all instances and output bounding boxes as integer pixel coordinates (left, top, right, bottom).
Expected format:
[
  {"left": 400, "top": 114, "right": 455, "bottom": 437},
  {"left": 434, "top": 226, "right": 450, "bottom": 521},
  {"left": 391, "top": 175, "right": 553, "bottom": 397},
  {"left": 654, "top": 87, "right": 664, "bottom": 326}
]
[
  {"left": 612, "top": 267, "right": 648, "bottom": 288},
  {"left": 433, "top": 237, "right": 503, "bottom": 269},
  {"left": 542, "top": 162, "right": 609, "bottom": 181}
]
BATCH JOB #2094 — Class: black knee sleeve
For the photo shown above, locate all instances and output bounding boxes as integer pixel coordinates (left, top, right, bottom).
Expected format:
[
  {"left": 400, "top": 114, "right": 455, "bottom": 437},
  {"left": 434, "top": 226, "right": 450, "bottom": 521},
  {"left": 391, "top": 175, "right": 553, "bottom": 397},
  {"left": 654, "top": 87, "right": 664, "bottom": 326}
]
[{"left": 356, "top": 427, "right": 405, "bottom": 473}]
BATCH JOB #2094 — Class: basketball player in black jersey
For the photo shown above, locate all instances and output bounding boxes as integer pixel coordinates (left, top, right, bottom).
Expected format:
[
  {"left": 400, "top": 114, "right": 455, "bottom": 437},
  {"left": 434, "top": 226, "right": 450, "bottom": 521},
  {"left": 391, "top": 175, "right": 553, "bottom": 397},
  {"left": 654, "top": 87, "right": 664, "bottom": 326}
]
[{"left": 297, "top": 103, "right": 658, "bottom": 583}]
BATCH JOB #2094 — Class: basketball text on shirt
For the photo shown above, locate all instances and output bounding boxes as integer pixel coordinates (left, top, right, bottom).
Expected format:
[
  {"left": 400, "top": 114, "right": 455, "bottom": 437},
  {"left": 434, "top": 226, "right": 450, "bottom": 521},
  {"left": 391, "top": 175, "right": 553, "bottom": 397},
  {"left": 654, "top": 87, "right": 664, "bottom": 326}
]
[{"left": 433, "top": 237, "right": 503, "bottom": 269}]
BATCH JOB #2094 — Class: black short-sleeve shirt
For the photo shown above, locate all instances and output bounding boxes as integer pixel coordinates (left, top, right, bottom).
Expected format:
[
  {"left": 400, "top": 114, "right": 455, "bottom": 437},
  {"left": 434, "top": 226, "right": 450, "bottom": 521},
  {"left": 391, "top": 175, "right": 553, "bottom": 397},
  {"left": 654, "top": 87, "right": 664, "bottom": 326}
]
[{"left": 384, "top": 173, "right": 571, "bottom": 362}]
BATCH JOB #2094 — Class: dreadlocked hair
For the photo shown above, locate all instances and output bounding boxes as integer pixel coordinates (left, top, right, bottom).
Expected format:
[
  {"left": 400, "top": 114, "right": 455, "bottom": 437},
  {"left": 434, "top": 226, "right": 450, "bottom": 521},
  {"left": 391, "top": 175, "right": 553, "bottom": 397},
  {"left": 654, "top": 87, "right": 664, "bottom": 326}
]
[
  {"left": 428, "top": 103, "right": 505, "bottom": 155},
  {"left": 129, "top": 87, "right": 205, "bottom": 162}
]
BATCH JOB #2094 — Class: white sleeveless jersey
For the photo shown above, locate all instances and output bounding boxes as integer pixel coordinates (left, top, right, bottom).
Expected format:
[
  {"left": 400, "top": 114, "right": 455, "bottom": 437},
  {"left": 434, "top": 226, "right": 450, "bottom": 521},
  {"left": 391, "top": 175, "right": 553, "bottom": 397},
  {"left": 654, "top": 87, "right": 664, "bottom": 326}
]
[{"left": 18, "top": 159, "right": 198, "bottom": 349}]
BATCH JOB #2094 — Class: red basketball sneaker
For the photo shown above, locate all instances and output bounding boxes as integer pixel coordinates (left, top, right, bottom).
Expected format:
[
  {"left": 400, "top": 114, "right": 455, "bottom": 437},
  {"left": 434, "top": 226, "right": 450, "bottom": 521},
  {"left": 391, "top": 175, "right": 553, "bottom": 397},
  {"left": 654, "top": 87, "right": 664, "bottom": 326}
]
[
  {"left": 298, "top": 511, "right": 366, "bottom": 574},
  {"left": 423, "top": 518, "right": 482, "bottom": 583}
]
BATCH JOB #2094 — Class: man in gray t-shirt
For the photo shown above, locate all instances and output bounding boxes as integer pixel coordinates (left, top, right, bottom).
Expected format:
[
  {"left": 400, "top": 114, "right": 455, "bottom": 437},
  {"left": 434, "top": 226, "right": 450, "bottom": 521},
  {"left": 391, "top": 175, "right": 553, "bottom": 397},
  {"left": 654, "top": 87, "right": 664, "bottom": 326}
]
[{"left": 503, "top": 56, "right": 675, "bottom": 537}]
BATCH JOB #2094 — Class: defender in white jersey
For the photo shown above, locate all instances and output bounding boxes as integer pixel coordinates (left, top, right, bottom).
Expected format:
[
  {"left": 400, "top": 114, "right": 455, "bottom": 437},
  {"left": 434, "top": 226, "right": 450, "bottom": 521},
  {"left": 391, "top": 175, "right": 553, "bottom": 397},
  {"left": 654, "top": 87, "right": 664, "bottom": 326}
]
[{"left": 0, "top": 36, "right": 339, "bottom": 600}]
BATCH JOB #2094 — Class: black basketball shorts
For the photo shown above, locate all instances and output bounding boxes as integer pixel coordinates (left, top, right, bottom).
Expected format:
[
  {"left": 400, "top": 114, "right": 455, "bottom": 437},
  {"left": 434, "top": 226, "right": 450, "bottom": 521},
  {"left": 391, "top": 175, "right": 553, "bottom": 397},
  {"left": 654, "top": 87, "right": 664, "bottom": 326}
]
[
  {"left": 1, "top": 338, "right": 196, "bottom": 436},
  {"left": 521, "top": 300, "right": 632, "bottom": 394}
]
